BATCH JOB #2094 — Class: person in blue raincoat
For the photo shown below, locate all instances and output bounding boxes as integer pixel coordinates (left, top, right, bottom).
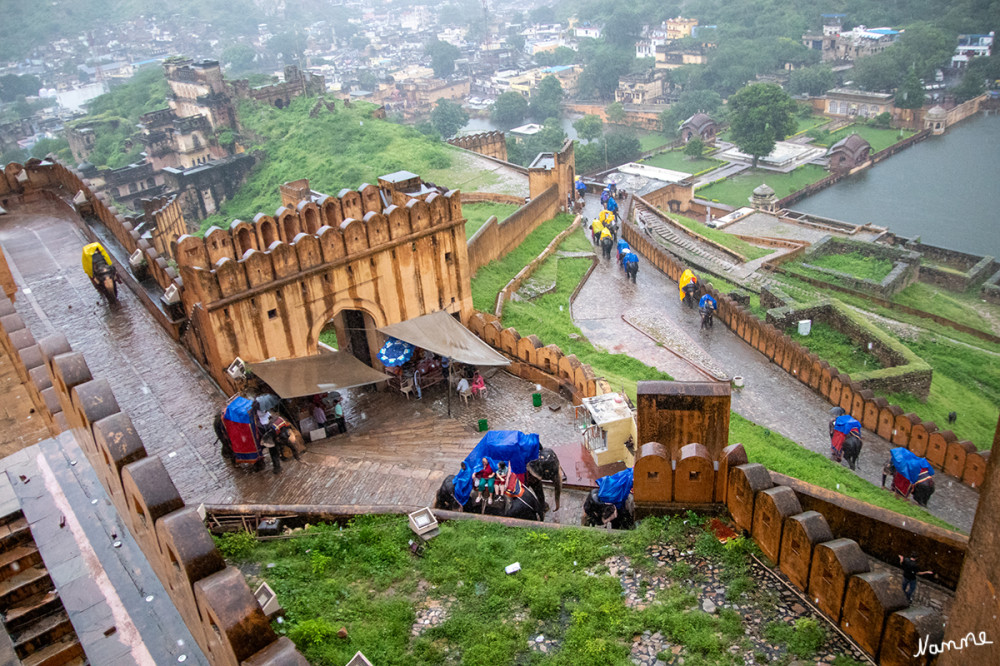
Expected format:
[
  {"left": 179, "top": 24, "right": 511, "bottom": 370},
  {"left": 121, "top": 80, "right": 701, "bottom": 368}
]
[
  {"left": 601, "top": 187, "right": 610, "bottom": 206},
  {"left": 622, "top": 250, "right": 638, "bottom": 283},
  {"left": 575, "top": 176, "right": 587, "bottom": 200},
  {"left": 699, "top": 293, "right": 717, "bottom": 329}
]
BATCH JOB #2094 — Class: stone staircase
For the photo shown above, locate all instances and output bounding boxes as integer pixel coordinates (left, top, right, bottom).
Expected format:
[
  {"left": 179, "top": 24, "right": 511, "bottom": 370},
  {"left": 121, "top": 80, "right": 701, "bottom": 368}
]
[
  {"left": 0, "top": 510, "right": 85, "bottom": 666},
  {"left": 635, "top": 208, "right": 740, "bottom": 277}
]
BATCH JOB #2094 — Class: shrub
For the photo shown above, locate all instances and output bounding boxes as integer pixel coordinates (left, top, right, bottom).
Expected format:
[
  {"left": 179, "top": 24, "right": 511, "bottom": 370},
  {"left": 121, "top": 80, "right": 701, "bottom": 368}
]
[
  {"left": 215, "top": 531, "right": 257, "bottom": 560},
  {"left": 288, "top": 618, "right": 338, "bottom": 647},
  {"left": 764, "top": 617, "right": 826, "bottom": 658}
]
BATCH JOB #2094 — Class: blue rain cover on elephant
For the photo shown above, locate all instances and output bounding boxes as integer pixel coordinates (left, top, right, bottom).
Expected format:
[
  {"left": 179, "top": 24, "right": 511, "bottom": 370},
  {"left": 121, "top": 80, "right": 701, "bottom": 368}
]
[
  {"left": 617, "top": 239, "right": 630, "bottom": 253},
  {"left": 891, "top": 447, "right": 934, "bottom": 484},
  {"left": 452, "top": 431, "right": 541, "bottom": 505},
  {"left": 597, "top": 468, "right": 633, "bottom": 504},
  {"left": 833, "top": 415, "right": 861, "bottom": 435},
  {"left": 623, "top": 251, "right": 638, "bottom": 265}
]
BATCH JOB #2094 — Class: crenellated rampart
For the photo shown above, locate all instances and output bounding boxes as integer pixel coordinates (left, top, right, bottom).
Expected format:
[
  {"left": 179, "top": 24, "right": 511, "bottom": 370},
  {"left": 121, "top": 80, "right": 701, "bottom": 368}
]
[{"left": 0, "top": 291, "right": 308, "bottom": 665}]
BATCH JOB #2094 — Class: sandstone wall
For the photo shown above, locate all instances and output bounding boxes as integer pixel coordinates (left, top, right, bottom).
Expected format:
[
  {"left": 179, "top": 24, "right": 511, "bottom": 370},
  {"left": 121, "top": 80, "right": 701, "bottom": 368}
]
[
  {"left": 0, "top": 291, "right": 307, "bottom": 665},
  {"left": 447, "top": 131, "right": 508, "bottom": 162},
  {"left": 467, "top": 183, "right": 560, "bottom": 274}
]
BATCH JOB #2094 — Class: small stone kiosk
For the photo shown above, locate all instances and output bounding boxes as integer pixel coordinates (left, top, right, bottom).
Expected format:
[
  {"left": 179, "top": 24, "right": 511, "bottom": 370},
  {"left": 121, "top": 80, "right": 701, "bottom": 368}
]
[{"left": 579, "top": 392, "right": 638, "bottom": 467}]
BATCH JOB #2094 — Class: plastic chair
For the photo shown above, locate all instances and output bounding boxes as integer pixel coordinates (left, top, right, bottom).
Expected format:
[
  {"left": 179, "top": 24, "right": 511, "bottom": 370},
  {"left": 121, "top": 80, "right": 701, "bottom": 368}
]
[
  {"left": 475, "top": 386, "right": 488, "bottom": 400},
  {"left": 459, "top": 387, "right": 473, "bottom": 405},
  {"left": 399, "top": 378, "right": 415, "bottom": 400}
]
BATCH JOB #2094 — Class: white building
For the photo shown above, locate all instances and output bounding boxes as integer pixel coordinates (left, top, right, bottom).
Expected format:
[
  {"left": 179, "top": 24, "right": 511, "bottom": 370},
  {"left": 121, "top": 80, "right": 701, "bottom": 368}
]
[{"left": 952, "top": 32, "right": 994, "bottom": 68}]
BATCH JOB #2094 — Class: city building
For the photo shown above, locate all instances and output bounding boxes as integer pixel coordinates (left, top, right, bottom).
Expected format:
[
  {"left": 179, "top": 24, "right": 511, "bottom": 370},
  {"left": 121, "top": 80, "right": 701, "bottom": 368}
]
[{"left": 952, "top": 32, "right": 994, "bottom": 68}]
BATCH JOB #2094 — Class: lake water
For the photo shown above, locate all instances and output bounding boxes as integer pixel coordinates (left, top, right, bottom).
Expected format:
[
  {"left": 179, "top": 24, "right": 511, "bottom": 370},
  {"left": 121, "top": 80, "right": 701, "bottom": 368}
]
[{"left": 792, "top": 113, "right": 1000, "bottom": 257}]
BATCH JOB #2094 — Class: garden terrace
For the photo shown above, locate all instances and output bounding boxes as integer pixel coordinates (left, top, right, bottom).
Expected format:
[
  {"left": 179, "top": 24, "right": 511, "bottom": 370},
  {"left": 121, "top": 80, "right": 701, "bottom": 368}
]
[
  {"left": 764, "top": 300, "right": 932, "bottom": 400},
  {"left": 788, "top": 236, "right": 921, "bottom": 299},
  {"left": 896, "top": 240, "right": 998, "bottom": 293}
]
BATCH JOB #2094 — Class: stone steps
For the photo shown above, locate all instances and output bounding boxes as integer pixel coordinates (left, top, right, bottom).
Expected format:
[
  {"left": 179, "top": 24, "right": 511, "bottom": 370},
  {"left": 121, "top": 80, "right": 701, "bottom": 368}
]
[
  {"left": 636, "top": 209, "right": 739, "bottom": 276},
  {"left": 0, "top": 509, "right": 86, "bottom": 666}
]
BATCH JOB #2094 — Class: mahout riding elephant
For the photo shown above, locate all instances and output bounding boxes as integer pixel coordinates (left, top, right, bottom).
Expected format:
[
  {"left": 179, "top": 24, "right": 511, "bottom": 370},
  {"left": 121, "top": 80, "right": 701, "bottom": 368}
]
[
  {"left": 434, "top": 463, "right": 546, "bottom": 521},
  {"left": 582, "top": 489, "right": 635, "bottom": 529},
  {"left": 524, "top": 445, "right": 563, "bottom": 511}
]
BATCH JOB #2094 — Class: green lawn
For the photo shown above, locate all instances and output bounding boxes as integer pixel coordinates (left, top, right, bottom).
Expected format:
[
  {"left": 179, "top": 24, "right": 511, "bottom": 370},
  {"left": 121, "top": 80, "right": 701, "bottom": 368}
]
[
  {"left": 787, "top": 321, "right": 883, "bottom": 375},
  {"left": 814, "top": 124, "right": 917, "bottom": 153},
  {"left": 218, "top": 512, "right": 864, "bottom": 665},
  {"left": 790, "top": 115, "right": 833, "bottom": 135},
  {"left": 732, "top": 414, "right": 956, "bottom": 531},
  {"left": 893, "top": 282, "right": 1000, "bottom": 336},
  {"left": 669, "top": 213, "right": 773, "bottom": 261},
  {"left": 636, "top": 132, "right": 672, "bottom": 152},
  {"left": 696, "top": 164, "right": 828, "bottom": 208},
  {"left": 805, "top": 251, "right": 894, "bottom": 282},
  {"left": 463, "top": 202, "right": 522, "bottom": 238},
  {"left": 641, "top": 149, "right": 724, "bottom": 175}
]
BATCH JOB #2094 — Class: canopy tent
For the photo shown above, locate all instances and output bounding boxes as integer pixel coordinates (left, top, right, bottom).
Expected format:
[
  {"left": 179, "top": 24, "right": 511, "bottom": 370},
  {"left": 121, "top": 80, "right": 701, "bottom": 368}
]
[
  {"left": 378, "top": 310, "right": 510, "bottom": 366},
  {"left": 246, "top": 351, "right": 392, "bottom": 399}
]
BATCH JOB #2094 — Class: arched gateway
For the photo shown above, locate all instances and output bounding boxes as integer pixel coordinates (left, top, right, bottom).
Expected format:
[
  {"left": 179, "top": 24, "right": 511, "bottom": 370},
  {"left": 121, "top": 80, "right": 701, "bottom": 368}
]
[{"left": 173, "top": 179, "right": 473, "bottom": 390}]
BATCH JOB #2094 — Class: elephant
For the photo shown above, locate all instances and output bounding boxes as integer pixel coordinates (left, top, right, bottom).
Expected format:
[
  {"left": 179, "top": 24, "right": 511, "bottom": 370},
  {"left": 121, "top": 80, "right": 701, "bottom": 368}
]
[
  {"left": 912, "top": 473, "right": 935, "bottom": 507},
  {"left": 842, "top": 432, "right": 862, "bottom": 471},
  {"left": 92, "top": 263, "right": 119, "bottom": 305},
  {"left": 213, "top": 410, "right": 304, "bottom": 474},
  {"left": 582, "top": 489, "right": 635, "bottom": 530},
  {"left": 434, "top": 464, "right": 545, "bottom": 521},
  {"left": 524, "top": 446, "right": 563, "bottom": 512}
]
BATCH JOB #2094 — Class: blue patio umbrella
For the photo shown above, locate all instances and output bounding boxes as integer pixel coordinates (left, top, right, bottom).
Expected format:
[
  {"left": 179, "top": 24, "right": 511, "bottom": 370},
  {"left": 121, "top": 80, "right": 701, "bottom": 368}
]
[{"left": 378, "top": 337, "right": 414, "bottom": 367}]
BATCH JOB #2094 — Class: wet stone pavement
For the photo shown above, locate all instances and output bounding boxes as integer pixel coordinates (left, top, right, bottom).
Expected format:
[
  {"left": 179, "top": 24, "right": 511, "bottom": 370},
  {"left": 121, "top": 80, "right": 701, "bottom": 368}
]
[{"left": 573, "top": 196, "right": 977, "bottom": 533}]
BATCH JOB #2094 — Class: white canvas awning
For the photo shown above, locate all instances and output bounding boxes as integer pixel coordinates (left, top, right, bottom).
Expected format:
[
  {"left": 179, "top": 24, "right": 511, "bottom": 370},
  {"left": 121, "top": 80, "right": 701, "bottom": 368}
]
[
  {"left": 378, "top": 310, "right": 510, "bottom": 366},
  {"left": 246, "top": 351, "right": 392, "bottom": 399}
]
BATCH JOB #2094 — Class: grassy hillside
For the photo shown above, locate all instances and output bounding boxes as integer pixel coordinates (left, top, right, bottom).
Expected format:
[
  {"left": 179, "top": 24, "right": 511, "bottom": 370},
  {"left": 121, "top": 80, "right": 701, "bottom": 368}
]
[{"left": 198, "top": 97, "right": 461, "bottom": 233}]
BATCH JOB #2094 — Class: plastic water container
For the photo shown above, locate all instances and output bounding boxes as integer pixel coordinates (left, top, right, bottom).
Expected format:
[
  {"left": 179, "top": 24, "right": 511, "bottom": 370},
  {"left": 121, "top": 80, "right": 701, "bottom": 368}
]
[
  {"left": 478, "top": 419, "right": 488, "bottom": 432},
  {"left": 797, "top": 319, "right": 812, "bottom": 336},
  {"left": 532, "top": 393, "right": 542, "bottom": 407}
]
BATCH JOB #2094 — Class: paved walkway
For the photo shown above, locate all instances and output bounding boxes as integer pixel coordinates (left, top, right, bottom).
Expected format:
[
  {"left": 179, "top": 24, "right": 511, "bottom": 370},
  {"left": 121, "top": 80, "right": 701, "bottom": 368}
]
[
  {"left": 573, "top": 197, "right": 978, "bottom": 533},
  {"left": 0, "top": 197, "right": 585, "bottom": 523}
]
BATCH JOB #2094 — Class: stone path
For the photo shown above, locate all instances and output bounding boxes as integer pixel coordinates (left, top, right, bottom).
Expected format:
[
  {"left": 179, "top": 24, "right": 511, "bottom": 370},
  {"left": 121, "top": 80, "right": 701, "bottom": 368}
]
[
  {"left": 0, "top": 198, "right": 589, "bottom": 523},
  {"left": 573, "top": 197, "right": 978, "bottom": 533}
]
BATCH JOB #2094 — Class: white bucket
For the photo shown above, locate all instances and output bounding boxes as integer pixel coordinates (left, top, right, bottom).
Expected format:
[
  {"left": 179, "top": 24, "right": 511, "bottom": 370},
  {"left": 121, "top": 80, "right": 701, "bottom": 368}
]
[
  {"left": 797, "top": 319, "right": 812, "bottom": 336},
  {"left": 732, "top": 376, "right": 744, "bottom": 388}
]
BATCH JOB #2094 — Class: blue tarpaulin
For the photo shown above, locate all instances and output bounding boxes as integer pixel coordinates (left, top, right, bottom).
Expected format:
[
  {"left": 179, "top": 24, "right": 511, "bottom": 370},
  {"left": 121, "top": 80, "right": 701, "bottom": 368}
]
[
  {"left": 891, "top": 447, "right": 934, "bottom": 484},
  {"left": 699, "top": 294, "right": 716, "bottom": 309},
  {"left": 597, "top": 468, "right": 633, "bottom": 505},
  {"left": 224, "top": 396, "right": 254, "bottom": 424},
  {"left": 452, "top": 431, "right": 541, "bottom": 505},
  {"left": 833, "top": 415, "right": 861, "bottom": 435}
]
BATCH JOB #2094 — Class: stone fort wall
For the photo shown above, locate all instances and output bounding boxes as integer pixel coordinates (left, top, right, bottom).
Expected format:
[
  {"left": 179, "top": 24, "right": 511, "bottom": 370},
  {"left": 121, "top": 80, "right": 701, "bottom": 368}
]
[
  {"left": 0, "top": 293, "right": 308, "bottom": 665},
  {"left": 447, "top": 131, "right": 508, "bottom": 162}
]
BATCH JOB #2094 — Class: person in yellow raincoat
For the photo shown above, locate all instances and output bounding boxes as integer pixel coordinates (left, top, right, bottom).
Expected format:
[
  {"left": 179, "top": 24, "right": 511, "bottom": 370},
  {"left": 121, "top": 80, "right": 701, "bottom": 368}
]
[
  {"left": 679, "top": 269, "right": 699, "bottom": 308},
  {"left": 81, "top": 242, "right": 119, "bottom": 303},
  {"left": 590, "top": 216, "right": 605, "bottom": 244},
  {"left": 599, "top": 226, "right": 614, "bottom": 260}
]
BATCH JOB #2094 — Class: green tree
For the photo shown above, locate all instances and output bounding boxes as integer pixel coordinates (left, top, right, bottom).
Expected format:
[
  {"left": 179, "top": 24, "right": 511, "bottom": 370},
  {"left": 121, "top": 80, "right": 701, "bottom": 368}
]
[
  {"left": 684, "top": 137, "right": 705, "bottom": 159},
  {"left": 529, "top": 6, "right": 555, "bottom": 24},
  {"left": 728, "top": 83, "right": 798, "bottom": 167},
  {"left": 604, "top": 129, "right": 641, "bottom": 166},
  {"left": 0, "top": 74, "right": 42, "bottom": 103},
  {"left": 573, "top": 114, "right": 604, "bottom": 142},
  {"left": 221, "top": 43, "right": 256, "bottom": 74},
  {"left": 787, "top": 64, "right": 836, "bottom": 97},
  {"left": 894, "top": 69, "right": 926, "bottom": 109},
  {"left": 267, "top": 31, "right": 306, "bottom": 65},
  {"left": 425, "top": 40, "right": 461, "bottom": 78},
  {"left": 659, "top": 89, "right": 723, "bottom": 136},
  {"left": 605, "top": 101, "right": 626, "bottom": 124},
  {"left": 491, "top": 91, "right": 528, "bottom": 128},
  {"left": 603, "top": 9, "right": 643, "bottom": 48},
  {"left": 573, "top": 140, "right": 603, "bottom": 173},
  {"left": 29, "top": 137, "right": 71, "bottom": 161},
  {"left": 430, "top": 98, "right": 469, "bottom": 138},
  {"left": 534, "top": 46, "right": 577, "bottom": 67},
  {"left": 576, "top": 41, "right": 634, "bottom": 100},
  {"left": 529, "top": 75, "right": 563, "bottom": 121},
  {"left": 952, "top": 69, "right": 986, "bottom": 103},
  {"left": 507, "top": 32, "right": 525, "bottom": 53}
]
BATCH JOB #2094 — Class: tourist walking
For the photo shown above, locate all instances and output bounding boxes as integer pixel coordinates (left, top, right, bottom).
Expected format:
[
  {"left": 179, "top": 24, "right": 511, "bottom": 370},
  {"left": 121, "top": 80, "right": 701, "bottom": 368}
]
[{"left": 899, "top": 553, "right": 933, "bottom": 603}]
